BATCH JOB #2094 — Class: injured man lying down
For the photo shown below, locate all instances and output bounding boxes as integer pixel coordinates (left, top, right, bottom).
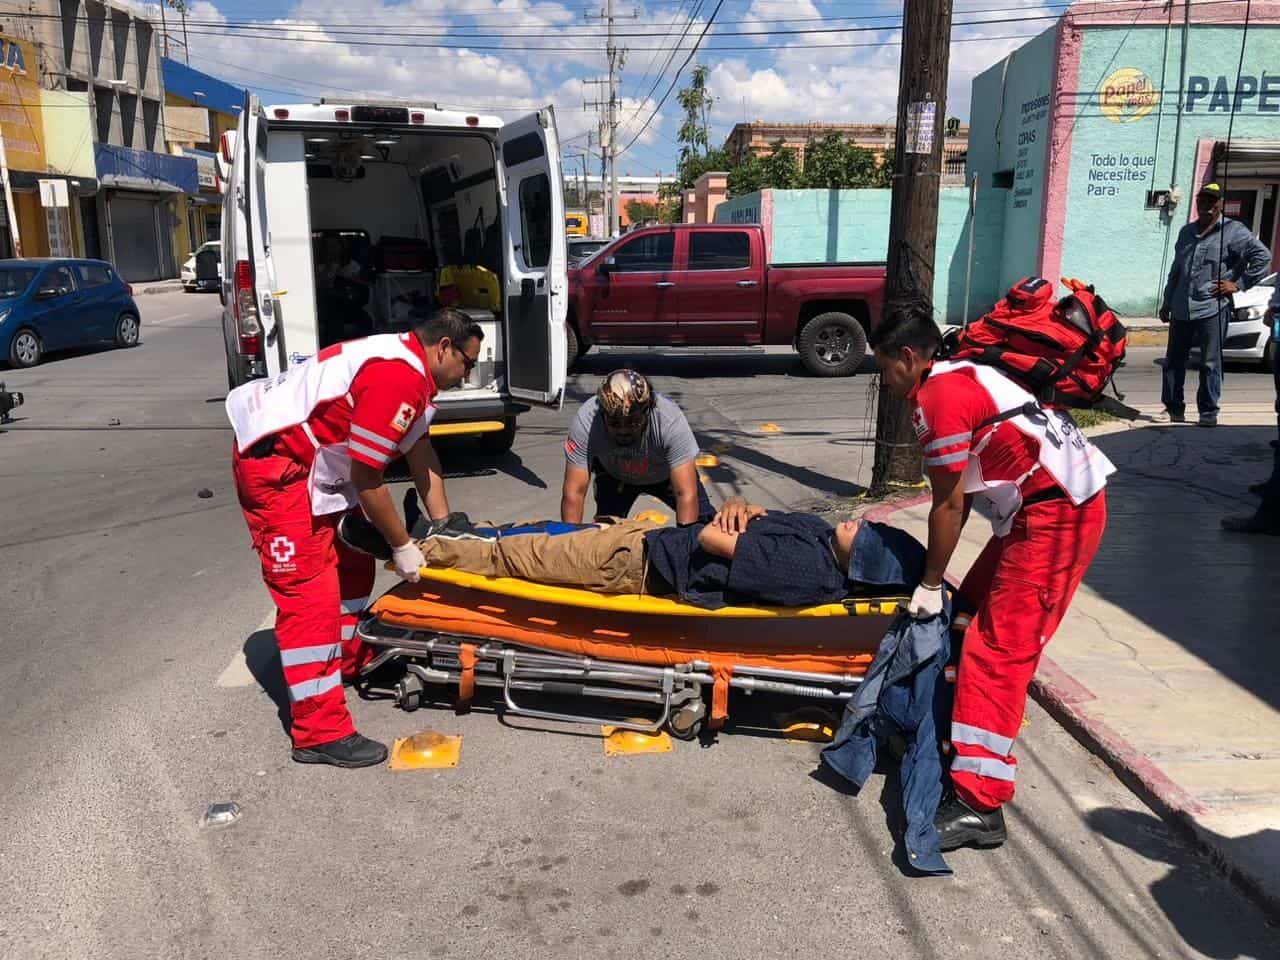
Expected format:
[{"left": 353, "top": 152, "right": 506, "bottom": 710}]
[{"left": 340, "top": 496, "right": 925, "bottom": 610}]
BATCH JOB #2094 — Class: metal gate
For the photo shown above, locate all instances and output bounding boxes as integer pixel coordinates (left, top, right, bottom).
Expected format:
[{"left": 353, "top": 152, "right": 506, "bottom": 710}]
[{"left": 108, "top": 193, "right": 164, "bottom": 281}]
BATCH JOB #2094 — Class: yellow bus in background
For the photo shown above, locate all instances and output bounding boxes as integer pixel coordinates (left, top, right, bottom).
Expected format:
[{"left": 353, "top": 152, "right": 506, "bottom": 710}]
[{"left": 565, "top": 211, "right": 589, "bottom": 236}]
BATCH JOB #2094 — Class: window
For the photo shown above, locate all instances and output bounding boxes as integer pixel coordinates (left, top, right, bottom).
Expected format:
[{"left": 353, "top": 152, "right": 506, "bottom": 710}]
[
  {"left": 45, "top": 266, "right": 76, "bottom": 295},
  {"left": 688, "top": 231, "right": 751, "bottom": 271},
  {"left": 610, "top": 232, "right": 674, "bottom": 272},
  {"left": 77, "top": 263, "right": 113, "bottom": 287},
  {"left": 519, "top": 173, "right": 552, "bottom": 269}
]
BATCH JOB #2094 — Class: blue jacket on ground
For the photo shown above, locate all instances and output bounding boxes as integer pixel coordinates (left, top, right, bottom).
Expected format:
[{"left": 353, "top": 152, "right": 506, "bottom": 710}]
[{"left": 820, "top": 522, "right": 953, "bottom": 876}]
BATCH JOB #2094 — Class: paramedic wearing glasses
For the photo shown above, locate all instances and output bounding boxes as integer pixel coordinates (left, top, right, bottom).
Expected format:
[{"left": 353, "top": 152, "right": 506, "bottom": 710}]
[
  {"left": 561, "top": 369, "right": 714, "bottom": 526},
  {"left": 226, "top": 309, "right": 483, "bottom": 769},
  {"left": 872, "top": 293, "right": 1114, "bottom": 852}
]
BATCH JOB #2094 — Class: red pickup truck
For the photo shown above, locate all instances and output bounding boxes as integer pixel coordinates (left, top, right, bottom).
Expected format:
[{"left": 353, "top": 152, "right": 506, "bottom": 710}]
[{"left": 566, "top": 223, "right": 887, "bottom": 376}]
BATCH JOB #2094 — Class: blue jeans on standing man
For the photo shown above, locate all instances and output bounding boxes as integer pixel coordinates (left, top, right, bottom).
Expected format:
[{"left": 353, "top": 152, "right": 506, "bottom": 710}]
[{"left": 1161, "top": 304, "right": 1231, "bottom": 422}]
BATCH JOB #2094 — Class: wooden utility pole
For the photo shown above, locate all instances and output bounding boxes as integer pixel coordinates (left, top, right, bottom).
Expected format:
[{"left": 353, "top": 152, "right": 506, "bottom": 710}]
[{"left": 870, "top": 0, "right": 954, "bottom": 493}]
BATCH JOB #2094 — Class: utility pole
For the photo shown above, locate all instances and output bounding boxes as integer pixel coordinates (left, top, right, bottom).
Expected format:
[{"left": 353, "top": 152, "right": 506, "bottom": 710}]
[
  {"left": 585, "top": 3, "right": 634, "bottom": 238},
  {"left": 870, "top": 0, "right": 954, "bottom": 493}
]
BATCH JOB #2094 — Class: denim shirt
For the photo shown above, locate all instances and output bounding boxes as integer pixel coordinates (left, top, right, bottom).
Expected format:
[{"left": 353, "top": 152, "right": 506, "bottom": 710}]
[{"left": 1162, "top": 217, "right": 1272, "bottom": 323}]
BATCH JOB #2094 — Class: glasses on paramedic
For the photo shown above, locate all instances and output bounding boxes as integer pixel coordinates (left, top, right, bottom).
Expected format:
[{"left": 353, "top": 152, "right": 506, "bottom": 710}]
[{"left": 453, "top": 343, "right": 479, "bottom": 375}]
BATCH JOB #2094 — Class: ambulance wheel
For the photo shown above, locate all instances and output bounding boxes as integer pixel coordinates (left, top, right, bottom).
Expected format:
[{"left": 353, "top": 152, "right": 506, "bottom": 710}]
[
  {"left": 798, "top": 312, "right": 866, "bottom": 377},
  {"left": 476, "top": 419, "right": 516, "bottom": 455}
]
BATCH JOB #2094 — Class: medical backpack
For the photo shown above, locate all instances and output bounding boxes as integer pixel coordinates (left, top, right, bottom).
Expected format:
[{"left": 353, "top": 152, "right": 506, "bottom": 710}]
[{"left": 942, "top": 276, "right": 1137, "bottom": 418}]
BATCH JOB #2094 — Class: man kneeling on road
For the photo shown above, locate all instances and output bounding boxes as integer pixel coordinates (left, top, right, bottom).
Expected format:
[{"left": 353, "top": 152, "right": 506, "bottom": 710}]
[
  {"left": 227, "top": 309, "right": 482, "bottom": 769},
  {"left": 561, "top": 369, "right": 713, "bottom": 526},
  {"left": 872, "top": 293, "right": 1114, "bottom": 850}
]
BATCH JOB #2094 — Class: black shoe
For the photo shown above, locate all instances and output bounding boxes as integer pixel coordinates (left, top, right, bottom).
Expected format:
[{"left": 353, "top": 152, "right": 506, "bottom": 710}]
[
  {"left": 337, "top": 513, "right": 392, "bottom": 560},
  {"left": 292, "top": 732, "right": 388, "bottom": 768},
  {"left": 935, "top": 794, "right": 1007, "bottom": 851},
  {"left": 1220, "top": 513, "right": 1280, "bottom": 535}
]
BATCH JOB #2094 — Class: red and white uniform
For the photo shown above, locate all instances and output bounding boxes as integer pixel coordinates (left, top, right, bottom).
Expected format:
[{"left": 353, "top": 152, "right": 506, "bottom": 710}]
[
  {"left": 227, "top": 334, "right": 437, "bottom": 748},
  {"left": 914, "top": 360, "right": 1112, "bottom": 811}
]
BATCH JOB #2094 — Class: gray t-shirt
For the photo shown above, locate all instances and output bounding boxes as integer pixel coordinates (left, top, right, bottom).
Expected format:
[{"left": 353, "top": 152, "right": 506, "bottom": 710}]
[{"left": 565, "top": 394, "right": 699, "bottom": 486}]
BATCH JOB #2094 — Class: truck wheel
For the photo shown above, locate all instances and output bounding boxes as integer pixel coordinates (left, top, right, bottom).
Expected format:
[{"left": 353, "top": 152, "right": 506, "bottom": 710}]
[
  {"left": 798, "top": 312, "right": 867, "bottom": 377},
  {"left": 476, "top": 418, "right": 517, "bottom": 455},
  {"left": 566, "top": 323, "right": 587, "bottom": 368}
]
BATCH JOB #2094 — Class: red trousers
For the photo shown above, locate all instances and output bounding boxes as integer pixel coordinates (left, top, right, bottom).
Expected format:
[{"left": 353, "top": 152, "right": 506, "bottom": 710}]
[
  {"left": 951, "top": 491, "right": 1107, "bottom": 810},
  {"left": 232, "top": 445, "right": 375, "bottom": 748}
]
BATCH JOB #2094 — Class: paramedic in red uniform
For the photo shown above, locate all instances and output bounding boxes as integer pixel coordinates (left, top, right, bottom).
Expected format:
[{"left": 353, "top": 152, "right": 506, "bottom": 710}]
[
  {"left": 227, "top": 309, "right": 483, "bottom": 768},
  {"left": 872, "top": 293, "right": 1113, "bottom": 850}
]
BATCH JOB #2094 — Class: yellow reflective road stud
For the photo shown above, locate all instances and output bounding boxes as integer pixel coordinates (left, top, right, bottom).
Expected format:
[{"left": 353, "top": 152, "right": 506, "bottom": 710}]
[
  {"left": 388, "top": 731, "right": 462, "bottom": 770},
  {"left": 601, "top": 725, "right": 673, "bottom": 756}
]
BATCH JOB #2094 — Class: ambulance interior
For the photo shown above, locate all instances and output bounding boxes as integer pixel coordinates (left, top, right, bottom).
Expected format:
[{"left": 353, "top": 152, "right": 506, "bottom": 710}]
[{"left": 296, "top": 128, "right": 520, "bottom": 391}]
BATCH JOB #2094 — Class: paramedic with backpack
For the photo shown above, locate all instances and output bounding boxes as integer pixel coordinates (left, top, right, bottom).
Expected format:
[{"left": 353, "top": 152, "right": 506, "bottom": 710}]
[
  {"left": 872, "top": 291, "right": 1114, "bottom": 851},
  {"left": 227, "top": 309, "right": 483, "bottom": 769}
]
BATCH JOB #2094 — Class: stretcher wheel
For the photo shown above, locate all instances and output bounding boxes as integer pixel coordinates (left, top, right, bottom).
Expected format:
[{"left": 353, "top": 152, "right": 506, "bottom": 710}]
[
  {"left": 395, "top": 674, "right": 424, "bottom": 712},
  {"left": 667, "top": 702, "right": 705, "bottom": 741}
]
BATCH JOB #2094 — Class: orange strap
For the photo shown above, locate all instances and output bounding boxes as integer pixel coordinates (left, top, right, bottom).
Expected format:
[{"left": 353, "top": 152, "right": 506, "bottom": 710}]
[
  {"left": 710, "top": 664, "right": 733, "bottom": 730},
  {"left": 456, "top": 643, "right": 477, "bottom": 710}
]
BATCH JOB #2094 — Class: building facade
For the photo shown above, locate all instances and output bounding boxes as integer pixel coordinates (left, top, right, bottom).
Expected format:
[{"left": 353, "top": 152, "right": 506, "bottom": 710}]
[
  {"left": 723, "top": 120, "right": 970, "bottom": 181},
  {"left": 968, "top": 0, "right": 1280, "bottom": 315},
  {"left": 0, "top": 0, "right": 197, "bottom": 280}
]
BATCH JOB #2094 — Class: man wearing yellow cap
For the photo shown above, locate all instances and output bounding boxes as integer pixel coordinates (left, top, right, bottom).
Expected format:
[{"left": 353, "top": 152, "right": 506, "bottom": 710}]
[{"left": 1157, "top": 182, "right": 1271, "bottom": 427}]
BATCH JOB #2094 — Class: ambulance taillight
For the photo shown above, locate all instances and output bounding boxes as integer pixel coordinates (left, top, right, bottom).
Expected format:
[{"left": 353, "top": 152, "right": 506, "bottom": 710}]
[{"left": 233, "top": 260, "right": 263, "bottom": 357}]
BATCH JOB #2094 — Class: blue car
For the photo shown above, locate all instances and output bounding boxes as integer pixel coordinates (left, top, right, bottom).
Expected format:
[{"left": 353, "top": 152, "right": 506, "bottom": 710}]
[{"left": 1, "top": 258, "right": 141, "bottom": 368}]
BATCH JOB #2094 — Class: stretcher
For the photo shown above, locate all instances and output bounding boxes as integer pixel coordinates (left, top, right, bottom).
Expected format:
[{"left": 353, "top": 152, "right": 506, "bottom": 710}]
[{"left": 356, "top": 567, "right": 907, "bottom": 740}]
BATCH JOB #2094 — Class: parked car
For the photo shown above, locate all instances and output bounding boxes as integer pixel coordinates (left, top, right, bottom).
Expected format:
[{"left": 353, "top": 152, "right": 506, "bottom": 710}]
[
  {"left": 566, "top": 224, "right": 888, "bottom": 376},
  {"left": 1226, "top": 273, "right": 1277, "bottom": 367},
  {"left": 181, "top": 240, "right": 222, "bottom": 292},
  {"left": 1, "top": 259, "right": 139, "bottom": 368},
  {"left": 567, "top": 236, "right": 609, "bottom": 266}
]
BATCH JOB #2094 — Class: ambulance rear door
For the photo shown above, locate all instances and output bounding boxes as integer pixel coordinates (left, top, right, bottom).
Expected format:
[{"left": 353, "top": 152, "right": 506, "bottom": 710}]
[
  {"left": 239, "top": 93, "right": 288, "bottom": 377},
  {"left": 498, "top": 107, "right": 568, "bottom": 408}
]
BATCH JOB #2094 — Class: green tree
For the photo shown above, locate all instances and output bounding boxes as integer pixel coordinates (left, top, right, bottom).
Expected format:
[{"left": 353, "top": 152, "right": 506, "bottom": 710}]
[
  {"left": 800, "top": 133, "right": 888, "bottom": 189},
  {"left": 759, "top": 140, "right": 800, "bottom": 189},
  {"left": 675, "top": 64, "right": 715, "bottom": 164}
]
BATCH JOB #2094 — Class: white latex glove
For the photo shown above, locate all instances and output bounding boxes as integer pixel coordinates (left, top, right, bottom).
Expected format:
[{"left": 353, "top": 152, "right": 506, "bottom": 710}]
[
  {"left": 391, "top": 541, "right": 425, "bottom": 583},
  {"left": 908, "top": 581, "right": 944, "bottom": 619}
]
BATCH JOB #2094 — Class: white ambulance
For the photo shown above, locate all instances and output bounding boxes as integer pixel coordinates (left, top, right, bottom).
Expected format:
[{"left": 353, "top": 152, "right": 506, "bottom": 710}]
[{"left": 218, "top": 96, "right": 568, "bottom": 452}]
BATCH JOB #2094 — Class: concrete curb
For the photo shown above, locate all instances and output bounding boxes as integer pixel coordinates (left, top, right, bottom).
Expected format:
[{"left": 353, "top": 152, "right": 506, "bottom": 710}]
[
  {"left": 866, "top": 490, "right": 1279, "bottom": 917},
  {"left": 137, "top": 281, "right": 185, "bottom": 295}
]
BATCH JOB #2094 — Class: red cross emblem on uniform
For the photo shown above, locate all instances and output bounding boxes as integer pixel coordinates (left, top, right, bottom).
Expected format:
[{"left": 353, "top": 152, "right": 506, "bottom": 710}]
[{"left": 269, "top": 535, "right": 297, "bottom": 564}]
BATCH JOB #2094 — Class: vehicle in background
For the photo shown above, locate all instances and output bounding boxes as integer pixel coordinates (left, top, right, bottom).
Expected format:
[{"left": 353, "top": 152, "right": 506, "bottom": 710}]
[
  {"left": 565, "top": 211, "right": 589, "bottom": 236},
  {"left": 567, "top": 236, "right": 609, "bottom": 266},
  {"left": 1, "top": 259, "right": 139, "bottom": 368},
  {"left": 566, "top": 224, "right": 887, "bottom": 376},
  {"left": 181, "top": 240, "right": 222, "bottom": 292},
  {"left": 218, "top": 96, "right": 568, "bottom": 453},
  {"left": 1226, "top": 273, "right": 1277, "bottom": 367}
]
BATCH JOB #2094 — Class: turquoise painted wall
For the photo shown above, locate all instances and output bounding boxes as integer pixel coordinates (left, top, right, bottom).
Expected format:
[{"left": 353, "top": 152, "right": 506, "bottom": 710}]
[
  {"left": 1061, "top": 24, "right": 1280, "bottom": 314},
  {"left": 967, "top": 26, "right": 1059, "bottom": 291},
  {"left": 715, "top": 187, "right": 1007, "bottom": 324}
]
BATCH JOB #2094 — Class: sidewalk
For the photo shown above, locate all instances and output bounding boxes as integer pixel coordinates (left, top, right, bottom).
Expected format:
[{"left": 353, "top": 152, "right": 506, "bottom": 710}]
[
  {"left": 136, "top": 278, "right": 185, "bottom": 295},
  {"left": 876, "top": 402, "right": 1280, "bottom": 910}
]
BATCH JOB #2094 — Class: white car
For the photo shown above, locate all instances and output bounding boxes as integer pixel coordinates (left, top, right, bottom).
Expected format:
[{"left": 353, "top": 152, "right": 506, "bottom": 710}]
[
  {"left": 181, "top": 241, "right": 222, "bottom": 292},
  {"left": 1226, "top": 273, "right": 1277, "bottom": 366}
]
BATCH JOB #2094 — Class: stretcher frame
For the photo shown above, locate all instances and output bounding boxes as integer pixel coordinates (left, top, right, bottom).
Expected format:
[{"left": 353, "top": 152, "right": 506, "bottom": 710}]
[{"left": 356, "top": 569, "right": 907, "bottom": 739}]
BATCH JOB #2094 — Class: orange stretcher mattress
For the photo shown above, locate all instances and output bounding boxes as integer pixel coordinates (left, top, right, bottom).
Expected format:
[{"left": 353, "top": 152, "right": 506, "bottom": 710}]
[{"left": 369, "top": 568, "right": 902, "bottom": 679}]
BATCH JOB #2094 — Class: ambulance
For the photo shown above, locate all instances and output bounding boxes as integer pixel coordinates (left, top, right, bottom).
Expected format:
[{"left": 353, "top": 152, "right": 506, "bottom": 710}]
[{"left": 218, "top": 96, "right": 568, "bottom": 453}]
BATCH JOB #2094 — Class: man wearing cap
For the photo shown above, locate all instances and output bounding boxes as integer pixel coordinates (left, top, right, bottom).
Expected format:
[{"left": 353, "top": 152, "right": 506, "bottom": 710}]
[
  {"left": 561, "top": 369, "right": 714, "bottom": 526},
  {"left": 1157, "top": 182, "right": 1272, "bottom": 427}
]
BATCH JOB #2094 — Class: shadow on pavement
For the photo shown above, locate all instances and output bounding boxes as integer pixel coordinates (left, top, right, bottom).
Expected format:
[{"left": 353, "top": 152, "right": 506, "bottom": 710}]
[
  {"left": 1086, "top": 425, "right": 1280, "bottom": 712},
  {"left": 243, "top": 627, "right": 291, "bottom": 737},
  {"left": 1088, "top": 807, "right": 1279, "bottom": 959}
]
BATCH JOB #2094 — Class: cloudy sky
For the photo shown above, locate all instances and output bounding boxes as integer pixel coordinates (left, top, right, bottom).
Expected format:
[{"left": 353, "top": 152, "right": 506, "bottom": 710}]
[{"left": 137, "top": 0, "right": 1060, "bottom": 174}]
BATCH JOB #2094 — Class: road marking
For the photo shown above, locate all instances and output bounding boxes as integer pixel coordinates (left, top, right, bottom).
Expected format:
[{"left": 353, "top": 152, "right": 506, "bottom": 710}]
[{"left": 216, "top": 610, "right": 275, "bottom": 688}]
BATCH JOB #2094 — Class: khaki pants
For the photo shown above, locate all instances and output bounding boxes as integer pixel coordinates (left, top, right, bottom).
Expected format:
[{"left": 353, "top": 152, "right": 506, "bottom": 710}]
[{"left": 419, "top": 521, "right": 652, "bottom": 594}]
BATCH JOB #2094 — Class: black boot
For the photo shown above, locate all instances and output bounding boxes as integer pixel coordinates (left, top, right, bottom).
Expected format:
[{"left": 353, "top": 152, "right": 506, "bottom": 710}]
[
  {"left": 292, "top": 733, "right": 388, "bottom": 768},
  {"left": 935, "top": 794, "right": 1007, "bottom": 851}
]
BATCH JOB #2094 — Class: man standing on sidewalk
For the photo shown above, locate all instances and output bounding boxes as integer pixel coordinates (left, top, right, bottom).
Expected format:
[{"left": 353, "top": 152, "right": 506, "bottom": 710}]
[
  {"left": 1222, "top": 285, "right": 1280, "bottom": 535},
  {"left": 872, "top": 294, "right": 1114, "bottom": 851},
  {"left": 1157, "top": 183, "right": 1271, "bottom": 427}
]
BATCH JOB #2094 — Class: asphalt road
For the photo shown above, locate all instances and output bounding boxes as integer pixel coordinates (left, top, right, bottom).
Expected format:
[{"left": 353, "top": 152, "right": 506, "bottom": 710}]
[{"left": 1, "top": 294, "right": 1275, "bottom": 960}]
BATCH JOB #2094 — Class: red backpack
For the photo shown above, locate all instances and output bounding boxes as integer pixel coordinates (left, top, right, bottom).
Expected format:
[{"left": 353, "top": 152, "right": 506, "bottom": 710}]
[{"left": 943, "top": 277, "right": 1136, "bottom": 417}]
